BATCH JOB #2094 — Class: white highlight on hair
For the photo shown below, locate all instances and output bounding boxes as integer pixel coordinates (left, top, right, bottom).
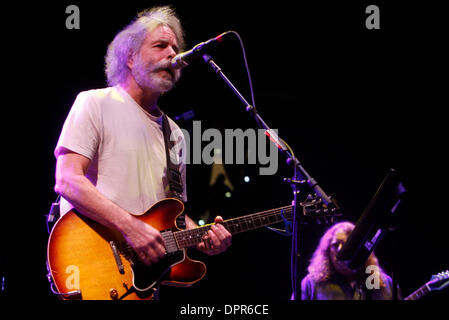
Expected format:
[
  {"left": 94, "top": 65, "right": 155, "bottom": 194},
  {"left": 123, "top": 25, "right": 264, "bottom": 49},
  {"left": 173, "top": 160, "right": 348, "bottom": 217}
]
[{"left": 104, "top": 6, "right": 185, "bottom": 86}]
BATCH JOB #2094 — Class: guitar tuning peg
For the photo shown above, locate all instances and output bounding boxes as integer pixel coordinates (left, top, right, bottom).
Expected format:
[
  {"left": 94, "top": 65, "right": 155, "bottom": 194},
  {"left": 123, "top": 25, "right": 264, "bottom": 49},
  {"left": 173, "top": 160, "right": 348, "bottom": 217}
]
[{"left": 306, "top": 193, "right": 316, "bottom": 201}]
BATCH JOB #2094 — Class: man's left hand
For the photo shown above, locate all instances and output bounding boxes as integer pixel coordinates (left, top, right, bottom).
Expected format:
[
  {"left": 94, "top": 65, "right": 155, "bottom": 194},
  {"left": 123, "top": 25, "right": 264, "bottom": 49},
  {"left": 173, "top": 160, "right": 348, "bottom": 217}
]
[{"left": 197, "top": 216, "right": 232, "bottom": 255}]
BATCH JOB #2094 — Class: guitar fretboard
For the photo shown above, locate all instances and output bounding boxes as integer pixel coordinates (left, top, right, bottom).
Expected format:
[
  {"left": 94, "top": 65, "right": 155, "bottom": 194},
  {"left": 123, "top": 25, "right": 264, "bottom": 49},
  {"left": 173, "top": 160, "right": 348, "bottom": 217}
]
[
  {"left": 173, "top": 205, "right": 293, "bottom": 249},
  {"left": 404, "top": 284, "right": 430, "bottom": 300}
]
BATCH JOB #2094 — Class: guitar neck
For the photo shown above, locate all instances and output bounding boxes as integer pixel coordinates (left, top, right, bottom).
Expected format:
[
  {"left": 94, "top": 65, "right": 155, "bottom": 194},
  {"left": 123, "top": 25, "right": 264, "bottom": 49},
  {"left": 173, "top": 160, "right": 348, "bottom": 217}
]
[
  {"left": 174, "top": 205, "right": 292, "bottom": 249},
  {"left": 404, "top": 284, "right": 430, "bottom": 300}
]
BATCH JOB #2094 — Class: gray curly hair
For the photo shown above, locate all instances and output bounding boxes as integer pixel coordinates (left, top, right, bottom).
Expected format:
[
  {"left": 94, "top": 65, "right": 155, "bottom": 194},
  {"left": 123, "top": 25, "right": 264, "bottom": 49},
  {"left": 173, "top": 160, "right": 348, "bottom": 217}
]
[{"left": 105, "top": 6, "right": 185, "bottom": 86}]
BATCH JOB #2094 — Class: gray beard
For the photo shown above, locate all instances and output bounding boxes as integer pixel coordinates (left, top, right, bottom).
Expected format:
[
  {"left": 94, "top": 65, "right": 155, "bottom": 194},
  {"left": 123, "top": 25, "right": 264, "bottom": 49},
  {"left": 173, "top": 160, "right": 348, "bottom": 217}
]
[{"left": 131, "top": 57, "right": 178, "bottom": 94}]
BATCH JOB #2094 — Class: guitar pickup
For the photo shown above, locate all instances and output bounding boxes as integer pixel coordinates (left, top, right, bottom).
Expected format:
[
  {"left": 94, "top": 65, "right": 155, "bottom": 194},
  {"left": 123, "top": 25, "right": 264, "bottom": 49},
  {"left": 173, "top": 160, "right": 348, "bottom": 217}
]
[{"left": 161, "top": 230, "right": 179, "bottom": 253}]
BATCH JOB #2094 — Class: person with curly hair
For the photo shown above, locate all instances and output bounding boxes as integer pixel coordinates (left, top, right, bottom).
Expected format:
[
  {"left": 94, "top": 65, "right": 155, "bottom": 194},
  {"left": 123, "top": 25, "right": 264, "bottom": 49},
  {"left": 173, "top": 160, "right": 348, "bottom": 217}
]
[{"left": 297, "top": 221, "right": 398, "bottom": 300}]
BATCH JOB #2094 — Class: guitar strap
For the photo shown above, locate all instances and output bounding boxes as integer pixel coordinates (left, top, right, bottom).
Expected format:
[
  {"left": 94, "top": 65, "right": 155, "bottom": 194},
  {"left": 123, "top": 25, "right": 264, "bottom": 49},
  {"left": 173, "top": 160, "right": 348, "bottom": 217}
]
[{"left": 161, "top": 113, "right": 186, "bottom": 230}]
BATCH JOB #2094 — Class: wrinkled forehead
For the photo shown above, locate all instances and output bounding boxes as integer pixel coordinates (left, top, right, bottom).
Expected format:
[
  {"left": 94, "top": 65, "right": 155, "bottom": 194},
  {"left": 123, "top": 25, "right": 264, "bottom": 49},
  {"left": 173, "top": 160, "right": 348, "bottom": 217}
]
[
  {"left": 144, "top": 20, "right": 183, "bottom": 49},
  {"left": 145, "top": 24, "right": 179, "bottom": 46}
]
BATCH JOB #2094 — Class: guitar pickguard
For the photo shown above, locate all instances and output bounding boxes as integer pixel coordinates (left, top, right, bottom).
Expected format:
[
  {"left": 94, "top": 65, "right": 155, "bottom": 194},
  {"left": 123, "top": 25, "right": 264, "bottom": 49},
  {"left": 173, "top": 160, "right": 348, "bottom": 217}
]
[{"left": 132, "top": 249, "right": 186, "bottom": 291}]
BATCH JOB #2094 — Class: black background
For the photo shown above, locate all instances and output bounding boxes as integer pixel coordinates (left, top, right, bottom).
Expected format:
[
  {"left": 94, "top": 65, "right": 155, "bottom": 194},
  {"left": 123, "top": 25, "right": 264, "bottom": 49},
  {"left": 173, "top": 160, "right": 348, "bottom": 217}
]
[{"left": 3, "top": 0, "right": 448, "bottom": 308}]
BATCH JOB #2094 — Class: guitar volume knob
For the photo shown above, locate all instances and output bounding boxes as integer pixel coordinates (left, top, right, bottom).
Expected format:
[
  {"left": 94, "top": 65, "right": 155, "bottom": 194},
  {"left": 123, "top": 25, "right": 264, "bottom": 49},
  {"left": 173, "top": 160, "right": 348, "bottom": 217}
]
[{"left": 109, "top": 288, "right": 119, "bottom": 300}]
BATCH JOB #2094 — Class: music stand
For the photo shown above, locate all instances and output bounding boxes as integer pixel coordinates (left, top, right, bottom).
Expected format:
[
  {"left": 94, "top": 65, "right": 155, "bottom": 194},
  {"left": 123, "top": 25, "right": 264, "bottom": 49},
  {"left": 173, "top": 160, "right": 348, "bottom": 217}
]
[{"left": 336, "top": 168, "right": 406, "bottom": 299}]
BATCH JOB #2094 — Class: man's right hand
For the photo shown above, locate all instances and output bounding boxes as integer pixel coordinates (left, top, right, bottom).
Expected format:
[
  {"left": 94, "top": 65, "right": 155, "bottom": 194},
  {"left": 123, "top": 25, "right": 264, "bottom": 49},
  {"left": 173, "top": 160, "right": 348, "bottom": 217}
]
[
  {"left": 122, "top": 218, "right": 167, "bottom": 266},
  {"left": 55, "top": 149, "right": 167, "bottom": 267}
]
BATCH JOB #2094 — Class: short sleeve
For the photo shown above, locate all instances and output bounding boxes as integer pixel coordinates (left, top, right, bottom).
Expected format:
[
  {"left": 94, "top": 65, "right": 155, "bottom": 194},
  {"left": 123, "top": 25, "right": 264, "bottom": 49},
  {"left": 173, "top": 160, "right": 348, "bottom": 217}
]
[{"left": 54, "top": 91, "right": 101, "bottom": 160}]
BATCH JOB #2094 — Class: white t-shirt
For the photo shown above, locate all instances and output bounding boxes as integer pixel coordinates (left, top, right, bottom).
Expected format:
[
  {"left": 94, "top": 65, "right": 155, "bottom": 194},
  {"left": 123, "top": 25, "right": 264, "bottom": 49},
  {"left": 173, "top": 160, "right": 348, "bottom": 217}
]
[{"left": 55, "top": 85, "right": 187, "bottom": 216}]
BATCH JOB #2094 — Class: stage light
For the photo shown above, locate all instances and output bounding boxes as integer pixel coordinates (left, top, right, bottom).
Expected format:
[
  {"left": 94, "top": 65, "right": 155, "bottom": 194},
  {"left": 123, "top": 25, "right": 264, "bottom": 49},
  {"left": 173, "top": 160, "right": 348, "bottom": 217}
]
[
  {"left": 198, "top": 219, "right": 205, "bottom": 226},
  {"left": 244, "top": 176, "right": 250, "bottom": 183}
]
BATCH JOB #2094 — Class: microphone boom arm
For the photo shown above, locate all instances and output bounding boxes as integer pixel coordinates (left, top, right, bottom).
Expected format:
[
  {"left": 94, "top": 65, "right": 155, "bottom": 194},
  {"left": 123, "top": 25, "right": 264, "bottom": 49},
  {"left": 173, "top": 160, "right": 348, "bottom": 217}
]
[
  {"left": 201, "top": 54, "right": 334, "bottom": 209},
  {"left": 202, "top": 53, "right": 337, "bottom": 301}
]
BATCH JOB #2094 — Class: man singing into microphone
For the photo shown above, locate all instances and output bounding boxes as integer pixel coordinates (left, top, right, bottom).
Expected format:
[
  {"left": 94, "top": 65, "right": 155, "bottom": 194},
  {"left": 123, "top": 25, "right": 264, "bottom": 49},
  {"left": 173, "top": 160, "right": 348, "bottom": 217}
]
[{"left": 54, "top": 6, "right": 232, "bottom": 298}]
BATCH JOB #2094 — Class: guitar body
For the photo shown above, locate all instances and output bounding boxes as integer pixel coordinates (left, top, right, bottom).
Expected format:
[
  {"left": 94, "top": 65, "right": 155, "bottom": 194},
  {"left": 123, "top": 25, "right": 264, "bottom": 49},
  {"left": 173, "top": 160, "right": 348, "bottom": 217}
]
[{"left": 47, "top": 198, "right": 206, "bottom": 300}]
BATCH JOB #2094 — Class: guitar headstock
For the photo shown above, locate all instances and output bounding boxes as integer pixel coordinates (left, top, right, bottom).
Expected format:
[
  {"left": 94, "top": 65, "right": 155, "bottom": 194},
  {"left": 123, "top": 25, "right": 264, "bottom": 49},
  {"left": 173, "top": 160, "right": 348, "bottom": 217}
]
[
  {"left": 428, "top": 270, "right": 449, "bottom": 291},
  {"left": 300, "top": 194, "right": 342, "bottom": 223}
]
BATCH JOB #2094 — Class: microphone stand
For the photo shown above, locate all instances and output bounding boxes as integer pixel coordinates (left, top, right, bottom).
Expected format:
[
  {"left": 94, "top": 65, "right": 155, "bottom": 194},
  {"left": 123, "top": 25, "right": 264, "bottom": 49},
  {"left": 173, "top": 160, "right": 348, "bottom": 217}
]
[{"left": 202, "top": 54, "right": 337, "bottom": 300}]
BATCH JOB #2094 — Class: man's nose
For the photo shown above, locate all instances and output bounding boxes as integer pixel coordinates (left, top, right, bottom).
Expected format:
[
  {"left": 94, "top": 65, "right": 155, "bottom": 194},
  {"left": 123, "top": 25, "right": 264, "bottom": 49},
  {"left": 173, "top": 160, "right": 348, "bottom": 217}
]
[{"left": 166, "top": 46, "right": 177, "bottom": 60}]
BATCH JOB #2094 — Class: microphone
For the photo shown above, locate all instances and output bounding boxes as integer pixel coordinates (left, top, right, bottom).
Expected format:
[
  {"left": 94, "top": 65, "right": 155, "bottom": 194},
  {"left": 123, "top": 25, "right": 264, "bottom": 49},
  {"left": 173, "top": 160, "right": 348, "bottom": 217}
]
[{"left": 171, "top": 31, "right": 231, "bottom": 69}]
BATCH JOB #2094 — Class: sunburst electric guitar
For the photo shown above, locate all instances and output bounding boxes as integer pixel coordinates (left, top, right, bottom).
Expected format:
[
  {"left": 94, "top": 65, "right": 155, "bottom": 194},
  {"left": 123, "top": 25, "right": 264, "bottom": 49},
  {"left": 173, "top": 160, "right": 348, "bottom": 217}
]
[{"left": 47, "top": 196, "right": 337, "bottom": 300}]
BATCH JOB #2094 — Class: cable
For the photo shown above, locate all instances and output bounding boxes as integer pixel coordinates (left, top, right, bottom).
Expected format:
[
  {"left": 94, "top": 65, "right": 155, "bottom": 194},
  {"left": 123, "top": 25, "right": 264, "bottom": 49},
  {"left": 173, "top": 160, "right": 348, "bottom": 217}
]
[
  {"left": 228, "top": 31, "right": 257, "bottom": 110},
  {"left": 46, "top": 195, "right": 61, "bottom": 234}
]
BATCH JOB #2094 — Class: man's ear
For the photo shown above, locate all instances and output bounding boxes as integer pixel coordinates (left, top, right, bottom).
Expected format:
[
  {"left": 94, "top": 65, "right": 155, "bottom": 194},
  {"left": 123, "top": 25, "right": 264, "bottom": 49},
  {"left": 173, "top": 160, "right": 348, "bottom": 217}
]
[{"left": 127, "top": 53, "right": 135, "bottom": 69}]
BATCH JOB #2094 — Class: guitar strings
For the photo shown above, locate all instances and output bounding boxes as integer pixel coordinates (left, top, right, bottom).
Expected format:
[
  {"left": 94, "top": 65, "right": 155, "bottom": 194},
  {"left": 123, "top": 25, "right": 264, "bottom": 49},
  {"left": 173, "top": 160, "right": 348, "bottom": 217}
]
[{"left": 174, "top": 206, "right": 293, "bottom": 248}]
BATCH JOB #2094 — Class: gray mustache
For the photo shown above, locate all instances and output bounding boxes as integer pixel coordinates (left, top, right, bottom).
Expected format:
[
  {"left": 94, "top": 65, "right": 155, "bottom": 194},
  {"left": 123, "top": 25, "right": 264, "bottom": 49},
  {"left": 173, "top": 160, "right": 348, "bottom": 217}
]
[{"left": 150, "top": 61, "right": 177, "bottom": 79}]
